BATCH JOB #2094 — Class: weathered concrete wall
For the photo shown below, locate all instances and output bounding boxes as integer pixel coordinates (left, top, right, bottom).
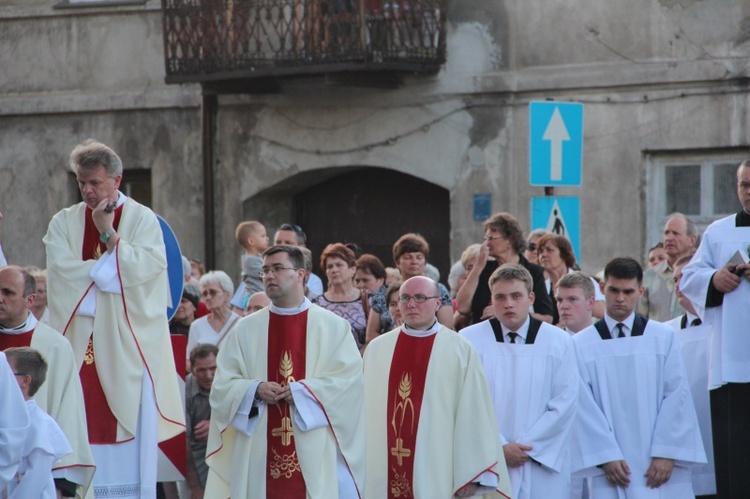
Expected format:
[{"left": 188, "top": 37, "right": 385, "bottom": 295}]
[
  {"left": 0, "top": 2, "right": 202, "bottom": 267},
  {"left": 1, "top": 0, "right": 748, "bottom": 277}
]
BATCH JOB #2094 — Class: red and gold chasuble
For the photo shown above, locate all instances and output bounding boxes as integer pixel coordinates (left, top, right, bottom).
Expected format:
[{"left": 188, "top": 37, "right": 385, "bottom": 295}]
[
  {"left": 266, "top": 311, "right": 308, "bottom": 499},
  {"left": 0, "top": 330, "right": 34, "bottom": 349},
  {"left": 79, "top": 205, "right": 123, "bottom": 444},
  {"left": 387, "top": 331, "right": 437, "bottom": 498}
]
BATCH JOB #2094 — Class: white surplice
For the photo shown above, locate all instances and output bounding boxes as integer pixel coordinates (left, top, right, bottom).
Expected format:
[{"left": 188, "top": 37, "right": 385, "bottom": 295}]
[
  {"left": 665, "top": 315, "right": 716, "bottom": 496},
  {"left": 0, "top": 351, "right": 29, "bottom": 489},
  {"left": 680, "top": 214, "right": 750, "bottom": 388},
  {"left": 572, "top": 317, "right": 706, "bottom": 498},
  {"left": 461, "top": 318, "right": 579, "bottom": 499},
  {"left": 5, "top": 400, "right": 72, "bottom": 499}
]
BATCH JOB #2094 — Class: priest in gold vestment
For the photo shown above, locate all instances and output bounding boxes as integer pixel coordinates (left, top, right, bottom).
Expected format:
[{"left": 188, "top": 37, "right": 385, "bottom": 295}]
[
  {"left": 205, "top": 245, "right": 365, "bottom": 498},
  {"left": 363, "top": 275, "right": 512, "bottom": 498}
]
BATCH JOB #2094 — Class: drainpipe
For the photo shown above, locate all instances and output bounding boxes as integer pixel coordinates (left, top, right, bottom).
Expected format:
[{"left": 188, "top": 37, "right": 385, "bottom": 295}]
[{"left": 201, "top": 91, "right": 217, "bottom": 270}]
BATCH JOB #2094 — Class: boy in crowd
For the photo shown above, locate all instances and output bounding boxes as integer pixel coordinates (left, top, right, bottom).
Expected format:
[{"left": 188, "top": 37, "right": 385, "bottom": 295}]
[
  {"left": 4, "top": 347, "right": 71, "bottom": 499},
  {"left": 231, "top": 221, "right": 270, "bottom": 311}
]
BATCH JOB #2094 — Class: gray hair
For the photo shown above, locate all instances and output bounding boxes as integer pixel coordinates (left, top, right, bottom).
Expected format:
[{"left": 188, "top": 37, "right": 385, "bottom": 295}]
[
  {"left": 181, "top": 256, "right": 192, "bottom": 280},
  {"left": 666, "top": 212, "right": 698, "bottom": 238},
  {"left": 424, "top": 263, "right": 440, "bottom": 283},
  {"left": 447, "top": 261, "right": 464, "bottom": 296},
  {"left": 460, "top": 244, "right": 481, "bottom": 268},
  {"left": 527, "top": 228, "right": 549, "bottom": 241},
  {"left": 69, "top": 139, "right": 123, "bottom": 177},
  {"left": 200, "top": 270, "right": 234, "bottom": 296}
]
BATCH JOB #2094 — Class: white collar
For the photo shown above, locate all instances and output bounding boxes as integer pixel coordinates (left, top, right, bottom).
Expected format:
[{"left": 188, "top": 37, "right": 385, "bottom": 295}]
[
  {"left": 401, "top": 321, "right": 441, "bottom": 337},
  {"left": 500, "top": 315, "right": 530, "bottom": 341},
  {"left": 0, "top": 312, "right": 37, "bottom": 334},
  {"left": 604, "top": 312, "right": 635, "bottom": 335},
  {"left": 269, "top": 297, "right": 311, "bottom": 316}
]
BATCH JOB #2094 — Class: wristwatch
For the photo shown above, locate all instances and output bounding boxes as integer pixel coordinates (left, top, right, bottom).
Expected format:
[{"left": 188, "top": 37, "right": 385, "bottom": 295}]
[{"left": 100, "top": 228, "right": 116, "bottom": 243}]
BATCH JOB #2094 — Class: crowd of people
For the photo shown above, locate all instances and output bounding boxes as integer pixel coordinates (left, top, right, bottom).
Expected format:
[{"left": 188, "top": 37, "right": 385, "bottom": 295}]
[{"left": 1, "top": 139, "right": 749, "bottom": 499}]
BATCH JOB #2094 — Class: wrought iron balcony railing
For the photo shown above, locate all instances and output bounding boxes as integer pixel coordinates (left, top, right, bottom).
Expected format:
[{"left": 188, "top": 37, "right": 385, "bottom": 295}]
[{"left": 161, "top": 0, "right": 446, "bottom": 84}]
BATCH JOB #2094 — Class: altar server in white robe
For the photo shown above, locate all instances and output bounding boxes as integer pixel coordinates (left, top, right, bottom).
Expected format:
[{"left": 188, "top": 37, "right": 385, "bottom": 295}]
[
  {"left": 364, "top": 275, "right": 512, "bottom": 499},
  {"left": 44, "top": 140, "right": 185, "bottom": 498},
  {"left": 205, "top": 245, "right": 365, "bottom": 499},
  {"left": 461, "top": 264, "right": 579, "bottom": 499},
  {"left": 680, "top": 159, "right": 750, "bottom": 498},
  {"left": 573, "top": 257, "right": 705, "bottom": 498},
  {"left": 666, "top": 255, "right": 715, "bottom": 497},
  {"left": 0, "top": 350, "right": 29, "bottom": 489}
]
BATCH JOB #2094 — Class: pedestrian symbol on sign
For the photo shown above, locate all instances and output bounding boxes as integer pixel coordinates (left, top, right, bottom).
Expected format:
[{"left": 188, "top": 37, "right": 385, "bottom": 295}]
[{"left": 546, "top": 200, "right": 568, "bottom": 237}]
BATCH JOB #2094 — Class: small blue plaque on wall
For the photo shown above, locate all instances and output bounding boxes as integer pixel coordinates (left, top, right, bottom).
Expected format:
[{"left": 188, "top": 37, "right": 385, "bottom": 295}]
[{"left": 473, "top": 193, "right": 491, "bottom": 222}]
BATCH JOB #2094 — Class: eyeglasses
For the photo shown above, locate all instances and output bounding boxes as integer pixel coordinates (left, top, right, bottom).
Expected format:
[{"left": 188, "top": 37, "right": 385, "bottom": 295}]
[
  {"left": 13, "top": 372, "right": 26, "bottom": 377},
  {"left": 201, "top": 289, "right": 223, "bottom": 298},
  {"left": 528, "top": 242, "right": 537, "bottom": 251},
  {"left": 484, "top": 235, "right": 505, "bottom": 242},
  {"left": 259, "top": 265, "right": 299, "bottom": 278},
  {"left": 398, "top": 294, "right": 440, "bottom": 304}
]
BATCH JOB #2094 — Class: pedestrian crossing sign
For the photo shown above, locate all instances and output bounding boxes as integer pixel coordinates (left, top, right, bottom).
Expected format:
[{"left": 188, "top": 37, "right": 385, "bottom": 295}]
[{"left": 531, "top": 197, "right": 581, "bottom": 264}]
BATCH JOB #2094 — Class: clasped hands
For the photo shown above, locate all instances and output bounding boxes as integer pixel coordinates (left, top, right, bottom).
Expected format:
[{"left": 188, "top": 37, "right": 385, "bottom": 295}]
[
  {"left": 256, "top": 381, "right": 294, "bottom": 405},
  {"left": 602, "top": 457, "right": 674, "bottom": 489}
]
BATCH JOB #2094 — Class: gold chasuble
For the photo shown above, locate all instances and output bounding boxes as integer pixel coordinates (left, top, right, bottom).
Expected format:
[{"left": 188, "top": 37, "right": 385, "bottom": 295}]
[
  {"left": 387, "top": 333, "right": 436, "bottom": 498},
  {"left": 364, "top": 326, "right": 512, "bottom": 499},
  {"left": 205, "top": 305, "right": 366, "bottom": 499},
  {"left": 45, "top": 198, "right": 185, "bottom": 446},
  {"left": 266, "top": 312, "right": 307, "bottom": 498}
]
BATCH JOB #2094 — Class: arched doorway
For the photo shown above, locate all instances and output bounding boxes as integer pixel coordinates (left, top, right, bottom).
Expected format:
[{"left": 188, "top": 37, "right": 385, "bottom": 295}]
[
  {"left": 244, "top": 166, "right": 451, "bottom": 283},
  {"left": 297, "top": 168, "right": 450, "bottom": 281}
]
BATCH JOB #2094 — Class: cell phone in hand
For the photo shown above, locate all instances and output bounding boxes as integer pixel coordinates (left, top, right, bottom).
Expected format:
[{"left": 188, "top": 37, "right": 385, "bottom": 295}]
[{"left": 104, "top": 201, "right": 117, "bottom": 214}]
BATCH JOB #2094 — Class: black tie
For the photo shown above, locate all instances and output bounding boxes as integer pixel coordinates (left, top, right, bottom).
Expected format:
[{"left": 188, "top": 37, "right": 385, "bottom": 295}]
[
  {"left": 508, "top": 332, "right": 519, "bottom": 344},
  {"left": 615, "top": 323, "right": 626, "bottom": 338},
  {"left": 691, "top": 318, "right": 702, "bottom": 327}
]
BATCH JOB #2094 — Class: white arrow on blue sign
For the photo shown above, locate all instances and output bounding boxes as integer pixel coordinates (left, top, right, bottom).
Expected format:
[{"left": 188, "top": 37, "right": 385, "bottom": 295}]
[{"left": 529, "top": 101, "right": 583, "bottom": 187}]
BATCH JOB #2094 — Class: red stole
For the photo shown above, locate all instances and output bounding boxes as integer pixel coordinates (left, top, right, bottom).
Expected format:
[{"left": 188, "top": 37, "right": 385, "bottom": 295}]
[
  {"left": 0, "top": 330, "right": 34, "bottom": 349},
  {"left": 387, "top": 331, "right": 437, "bottom": 499},
  {"left": 79, "top": 204, "right": 123, "bottom": 444},
  {"left": 266, "top": 311, "right": 308, "bottom": 498}
]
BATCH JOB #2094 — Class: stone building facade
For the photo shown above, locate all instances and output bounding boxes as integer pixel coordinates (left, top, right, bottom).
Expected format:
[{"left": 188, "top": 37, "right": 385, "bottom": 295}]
[{"left": 1, "top": 0, "right": 748, "bottom": 280}]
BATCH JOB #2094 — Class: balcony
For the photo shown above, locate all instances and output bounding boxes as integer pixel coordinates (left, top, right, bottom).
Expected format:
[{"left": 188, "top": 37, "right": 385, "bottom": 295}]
[{"left": 161, "top": 0, "right": 446, "bottom": 89}]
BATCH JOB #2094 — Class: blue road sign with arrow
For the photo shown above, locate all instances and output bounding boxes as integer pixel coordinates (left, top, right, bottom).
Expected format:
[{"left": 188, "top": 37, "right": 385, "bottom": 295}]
[{"left": 529, "top": 101, "right": 583, "bottom": 186}]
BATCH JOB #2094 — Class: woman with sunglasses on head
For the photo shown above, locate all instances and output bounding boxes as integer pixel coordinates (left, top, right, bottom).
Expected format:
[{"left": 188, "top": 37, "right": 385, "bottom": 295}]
[
  {"left": 365, "top": 233, "right": 454, "bottom": 346},
  {"left": 186, "top": 270, "right": 241, "bottom": 370}
]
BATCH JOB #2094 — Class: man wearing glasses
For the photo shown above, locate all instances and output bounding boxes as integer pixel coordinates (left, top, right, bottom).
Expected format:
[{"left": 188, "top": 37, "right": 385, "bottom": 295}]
[
  {"left": 205, "top": 245, "right": 365, "bottom": 498},
  {"left": 363, "top": 275, "right": 512, "bottom": 498}
]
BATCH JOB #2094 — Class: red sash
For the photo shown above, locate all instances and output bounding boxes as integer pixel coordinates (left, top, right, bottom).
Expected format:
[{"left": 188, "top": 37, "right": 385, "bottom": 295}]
[
  {"left": 387, "top": 331, "right": 437, "bottom": 499},
  {"left": 266, "top": 311, "right": 308, "bottom": 498},
  {"left": 0, "top": 330, "right": 34, "bottom": 349},
  {"left": 79, "top": 204, "right": 123, "bottom": 444}
]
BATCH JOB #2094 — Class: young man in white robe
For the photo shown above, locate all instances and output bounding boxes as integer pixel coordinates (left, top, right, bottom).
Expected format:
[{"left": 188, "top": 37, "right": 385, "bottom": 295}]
[
  {"left": 461, "top": 264, "right": 579, "bottom": 499},
  {"left": 0, "top": 266, "right": 95, "bottom": 498},
  {"left": 666, "top": 255, "right": 716, "bottom": 497},
  {"left": 364, "top": 275, "right": 512, "bottom": 498},
  {"left": 555, "top": 271, "right": 597, "bottom": 335},
  {"left": 44, "top": 140, "right": 185, "bottom": 498},
  {"left": 205, "top": 245, "right": 365, "bottom": 499},
  {"left": 680, "top": 159, "right": 750, "bottom": 498},
  {"left": 0, "top": 350, "right": 29, "bottom": 490},
  {"left": 573, "top": 257, "right": 705, "bottom": 498}
]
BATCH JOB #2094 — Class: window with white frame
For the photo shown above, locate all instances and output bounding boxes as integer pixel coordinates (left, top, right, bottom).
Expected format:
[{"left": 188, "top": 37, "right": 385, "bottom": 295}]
[{"left": 646, "top": 150, "right": 750, "bottom": 250}]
